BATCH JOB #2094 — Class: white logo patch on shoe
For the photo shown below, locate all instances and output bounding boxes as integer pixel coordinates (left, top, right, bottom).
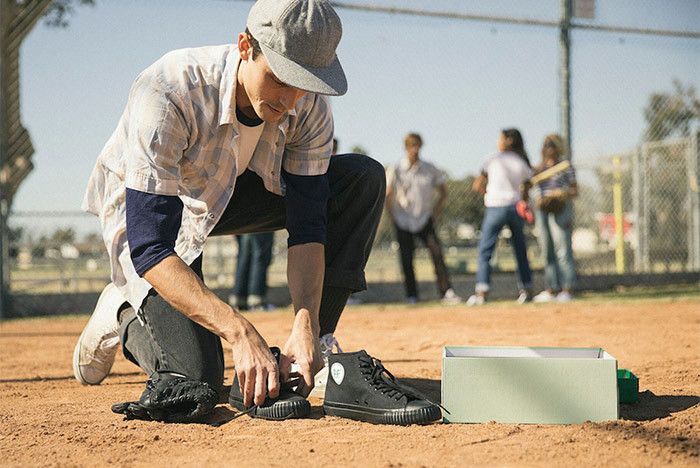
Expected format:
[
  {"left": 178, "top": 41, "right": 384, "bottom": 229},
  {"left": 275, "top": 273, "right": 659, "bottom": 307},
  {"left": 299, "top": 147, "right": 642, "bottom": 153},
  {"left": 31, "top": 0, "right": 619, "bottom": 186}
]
[{"left": 330, "top": 363, "right": 345, "bottom": 385}]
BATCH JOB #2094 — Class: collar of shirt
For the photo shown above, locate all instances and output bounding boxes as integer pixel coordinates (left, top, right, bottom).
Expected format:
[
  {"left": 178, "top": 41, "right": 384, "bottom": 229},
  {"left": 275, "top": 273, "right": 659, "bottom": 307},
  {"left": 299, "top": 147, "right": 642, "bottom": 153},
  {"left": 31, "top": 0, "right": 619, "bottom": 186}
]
[
  {"left": 217, "top": 49, "right": 296, "bottom": 128},
  {"left": 398, "top": 157, "right": 423, "bottom": 173}
]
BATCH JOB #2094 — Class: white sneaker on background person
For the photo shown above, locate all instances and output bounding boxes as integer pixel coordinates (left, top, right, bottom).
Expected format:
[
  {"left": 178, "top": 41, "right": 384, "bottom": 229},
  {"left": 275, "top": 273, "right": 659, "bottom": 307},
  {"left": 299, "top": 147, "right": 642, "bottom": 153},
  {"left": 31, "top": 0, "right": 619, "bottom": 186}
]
[
  {"left": 466, "top": 294, "right": 486, "bottom": 306},
  {"left": 533, "top": 290, "right": 555, "bottom": 303},
  {"left": 517, "top": 290, "right": 533, "bottom": 304},
  {"left": 72, "top": 283, "right": 126, "bottom": 385},
  {"left": 291, "top": 333, "right": 343, "bottom": 398},
  {"left": 441, "top": 288, "right": 462, "bottom": 305},
  {"left": 556, "top": 291, "right": 573, "bottom": 303}
]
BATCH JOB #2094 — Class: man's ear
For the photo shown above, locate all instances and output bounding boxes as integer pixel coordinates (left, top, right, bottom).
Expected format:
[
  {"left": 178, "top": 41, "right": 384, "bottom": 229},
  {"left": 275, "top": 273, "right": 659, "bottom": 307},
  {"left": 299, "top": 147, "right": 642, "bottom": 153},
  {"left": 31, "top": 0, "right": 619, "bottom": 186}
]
[{"left": 238, "top": 32, "right": 252, "bottom": 61}]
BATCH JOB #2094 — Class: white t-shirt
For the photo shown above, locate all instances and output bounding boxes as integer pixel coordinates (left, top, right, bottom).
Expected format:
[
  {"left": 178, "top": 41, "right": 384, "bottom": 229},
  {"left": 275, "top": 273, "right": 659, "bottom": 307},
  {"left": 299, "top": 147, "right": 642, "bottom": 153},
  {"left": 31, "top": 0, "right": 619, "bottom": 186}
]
[
  {"left": 235, "top": 115, "right": 265, "bottom": 176},
  {"left": 480, "top": 151, "right": 533, "bottom": 207},
  {"left": 386, "top": 158, "right": 446, "bottom": 233}
]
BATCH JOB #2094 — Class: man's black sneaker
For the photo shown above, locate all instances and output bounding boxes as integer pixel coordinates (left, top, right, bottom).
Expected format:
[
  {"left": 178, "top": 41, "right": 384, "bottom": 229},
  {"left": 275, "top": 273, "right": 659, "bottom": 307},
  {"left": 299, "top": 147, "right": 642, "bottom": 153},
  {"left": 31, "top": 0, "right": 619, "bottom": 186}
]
[
  {"left": 323, "top": 350, "right": 442, "bottom": 425},
  {"left": 228, "top": 347, "right": 311, "bottom": 420}
]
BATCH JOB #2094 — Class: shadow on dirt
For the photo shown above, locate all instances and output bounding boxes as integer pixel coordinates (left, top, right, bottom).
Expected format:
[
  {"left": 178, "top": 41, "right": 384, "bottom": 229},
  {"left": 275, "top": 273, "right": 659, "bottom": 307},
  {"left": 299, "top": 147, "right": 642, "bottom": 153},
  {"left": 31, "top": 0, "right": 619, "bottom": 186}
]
[
  {"left": 0, "top": 370, "right": 144, "bottom": 384},
  {"left": 620, "top": 390, "right": 699, "bottom": 421}
]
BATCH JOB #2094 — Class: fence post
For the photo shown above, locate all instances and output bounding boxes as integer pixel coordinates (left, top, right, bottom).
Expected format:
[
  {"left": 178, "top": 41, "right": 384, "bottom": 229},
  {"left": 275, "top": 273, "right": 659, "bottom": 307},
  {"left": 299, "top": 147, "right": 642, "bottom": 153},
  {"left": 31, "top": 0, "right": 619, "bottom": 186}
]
[
  {"left": 559, "top": 0, "right": 572, "bottom": 159},
  {"left": 689, "top": 130, "right": 700, "bottom": 271},
  {"left": 631, "top": 146, "right": 642, "bottom": 273},
  {"left": 613, "top": 156, "right": 625, "bottom": 274},
  {"left": 640, "top": 142, "right": 651, "bottom": 272}
]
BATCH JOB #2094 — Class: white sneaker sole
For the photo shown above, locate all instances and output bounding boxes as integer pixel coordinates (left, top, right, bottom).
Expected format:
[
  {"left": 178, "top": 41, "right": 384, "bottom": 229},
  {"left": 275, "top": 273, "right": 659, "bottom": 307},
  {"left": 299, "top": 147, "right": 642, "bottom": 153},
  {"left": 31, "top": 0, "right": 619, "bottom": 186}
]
[
  {"left": 309, "top": 366, "right": 328, "bottom": 398},
  {"left": 73, "top": 284, "right": 123, "bottom": 385}
]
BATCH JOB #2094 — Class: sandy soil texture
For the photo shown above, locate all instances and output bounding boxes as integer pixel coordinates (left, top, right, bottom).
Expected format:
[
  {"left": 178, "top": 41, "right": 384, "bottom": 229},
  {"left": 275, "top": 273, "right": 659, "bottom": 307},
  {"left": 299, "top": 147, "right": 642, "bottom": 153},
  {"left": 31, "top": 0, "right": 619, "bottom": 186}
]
[{"left": 1, "top": 294, "right": 698, "bottom": 467}]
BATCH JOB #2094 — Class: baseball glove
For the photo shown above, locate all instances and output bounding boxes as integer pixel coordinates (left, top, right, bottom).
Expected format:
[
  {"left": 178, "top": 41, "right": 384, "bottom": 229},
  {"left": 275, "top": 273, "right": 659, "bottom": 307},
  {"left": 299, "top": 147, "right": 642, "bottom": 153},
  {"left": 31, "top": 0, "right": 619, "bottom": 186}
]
[
  {"left": 515, "top": 200, "right": 535, "bottom": 225},
  {"left": 537, "top": 189, "right": 568, "bottom": 214},
  {"left": 112, "top": 371, "right": 218, "bottom": 423}
]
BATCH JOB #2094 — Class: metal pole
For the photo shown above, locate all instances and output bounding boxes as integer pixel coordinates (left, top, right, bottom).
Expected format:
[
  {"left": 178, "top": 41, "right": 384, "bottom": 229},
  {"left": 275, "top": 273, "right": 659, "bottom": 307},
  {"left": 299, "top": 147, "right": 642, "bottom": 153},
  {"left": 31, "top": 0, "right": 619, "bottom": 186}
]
[
  {"left": 640, "top": 142, "right": 650, "bottom": 271},
  {"left": 632, "top": 147, "right": 642, "bottom": 272},
  {"left": 559, "top": 0, "right": 572, "bottom": 159},
  {"left": 690, "top": 130, "right": 700, "bottom": 271},
  {"left": 613, "top": 156, "right": 625, "bottom": 274}
]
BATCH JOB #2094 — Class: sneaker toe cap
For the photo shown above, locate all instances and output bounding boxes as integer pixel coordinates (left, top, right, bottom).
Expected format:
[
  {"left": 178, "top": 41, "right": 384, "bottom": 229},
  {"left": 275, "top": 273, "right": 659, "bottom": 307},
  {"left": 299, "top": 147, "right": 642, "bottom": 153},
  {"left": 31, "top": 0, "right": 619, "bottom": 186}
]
[{"left": 75, "top": 364, "right": 109, "bottom": 385}]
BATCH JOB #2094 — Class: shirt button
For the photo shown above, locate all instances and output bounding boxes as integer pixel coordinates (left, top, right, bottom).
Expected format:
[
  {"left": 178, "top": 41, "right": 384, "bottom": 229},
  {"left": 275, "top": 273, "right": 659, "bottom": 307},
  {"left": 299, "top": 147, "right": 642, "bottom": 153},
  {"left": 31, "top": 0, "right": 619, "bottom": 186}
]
[{"left": 208, "top": 213, "right": 215, "bottom": 219}]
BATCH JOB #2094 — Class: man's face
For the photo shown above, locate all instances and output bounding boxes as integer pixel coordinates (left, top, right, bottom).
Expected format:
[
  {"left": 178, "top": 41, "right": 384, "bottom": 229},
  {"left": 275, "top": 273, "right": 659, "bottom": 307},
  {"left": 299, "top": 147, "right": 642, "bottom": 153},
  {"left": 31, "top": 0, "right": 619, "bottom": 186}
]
[
  {"left": 405, "top": 141, "right": 420, "bottom": 163},
  {"left": 237, "top": 33, "right": 307, "bottom": 123}
]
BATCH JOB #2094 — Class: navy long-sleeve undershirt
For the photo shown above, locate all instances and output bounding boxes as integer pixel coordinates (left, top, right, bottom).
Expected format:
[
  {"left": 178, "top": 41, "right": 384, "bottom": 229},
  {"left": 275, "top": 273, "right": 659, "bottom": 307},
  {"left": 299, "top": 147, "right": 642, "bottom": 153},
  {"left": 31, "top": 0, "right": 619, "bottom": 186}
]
[{"left": 126, "top": 171, "right": 329, "bottom": 277}]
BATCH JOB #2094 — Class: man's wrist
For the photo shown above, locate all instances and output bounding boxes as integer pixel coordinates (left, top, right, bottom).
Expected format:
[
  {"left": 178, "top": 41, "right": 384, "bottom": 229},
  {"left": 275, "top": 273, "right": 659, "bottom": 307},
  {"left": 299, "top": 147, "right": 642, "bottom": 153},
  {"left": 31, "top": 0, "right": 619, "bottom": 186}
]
[
  {"left": 294, "top": 307, "right": 320, "bottom": 337},
  {"left": 220, "top": 307, "right": 251, "bottom": 343}
]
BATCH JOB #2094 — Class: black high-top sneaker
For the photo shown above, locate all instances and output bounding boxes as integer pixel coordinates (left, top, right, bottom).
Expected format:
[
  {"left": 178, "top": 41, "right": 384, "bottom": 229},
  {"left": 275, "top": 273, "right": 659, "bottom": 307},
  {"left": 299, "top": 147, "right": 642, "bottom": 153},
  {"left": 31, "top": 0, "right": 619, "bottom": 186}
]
[
  {"left": 229, "top": 347, "right": 310, "bottom": 420},
  {"left": 323, "top": 350, "right": 442, "bottom": 425}
]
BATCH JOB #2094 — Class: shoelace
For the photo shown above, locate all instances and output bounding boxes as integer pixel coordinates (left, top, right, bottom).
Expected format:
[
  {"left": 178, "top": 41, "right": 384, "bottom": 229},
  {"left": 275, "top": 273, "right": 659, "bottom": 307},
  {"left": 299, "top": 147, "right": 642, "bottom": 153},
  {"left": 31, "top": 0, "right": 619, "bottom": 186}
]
[
  {"left": 319, "top": 334, "right": 343, "bottom": 360},
  {"left": 357, "top": 355, "right": 426, "bottom": 401},
  {"left": 357, "top": 354, "right": 449, "bottom": 413}
]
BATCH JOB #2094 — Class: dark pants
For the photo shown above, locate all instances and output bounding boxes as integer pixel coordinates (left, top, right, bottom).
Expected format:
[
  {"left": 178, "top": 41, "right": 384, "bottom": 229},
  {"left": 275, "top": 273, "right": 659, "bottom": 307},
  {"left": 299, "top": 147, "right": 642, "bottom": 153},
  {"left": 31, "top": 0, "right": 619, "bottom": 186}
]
[
  {"left": 394, "top": 218, "right": 452, "bottom": 299},
  {"left": 120, "top": 154, "right": 386, "bottom": 389},
  {"left": 233, "top": 232, "right": 275, "bottom": 305}
]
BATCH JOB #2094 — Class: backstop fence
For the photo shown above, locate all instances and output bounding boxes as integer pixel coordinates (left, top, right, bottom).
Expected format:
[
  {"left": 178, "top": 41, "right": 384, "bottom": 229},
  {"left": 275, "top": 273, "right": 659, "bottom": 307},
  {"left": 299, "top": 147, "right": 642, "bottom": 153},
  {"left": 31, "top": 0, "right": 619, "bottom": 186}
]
[{"left": 7, "top": 131, "right": 699, "bottom": 304}]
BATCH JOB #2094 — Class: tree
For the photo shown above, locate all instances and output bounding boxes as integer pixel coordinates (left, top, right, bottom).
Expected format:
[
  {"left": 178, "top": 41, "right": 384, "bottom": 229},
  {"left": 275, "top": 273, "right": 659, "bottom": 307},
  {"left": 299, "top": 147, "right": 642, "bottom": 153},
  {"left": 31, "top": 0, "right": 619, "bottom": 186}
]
[
  {"left": 644, "top": 80, "right": 699, "bottom": 142},
  {"left": 350, "top": 145, "right": 368, "bottom": 155},
  {"left": 50, "top": 227, "right": 75, "bottom": 245},
  {"left": 442, "top": 176, "right": 484, "bottom": 227},
  {"left": 42, "top": 0, "right": 95, "bottom": 27}
]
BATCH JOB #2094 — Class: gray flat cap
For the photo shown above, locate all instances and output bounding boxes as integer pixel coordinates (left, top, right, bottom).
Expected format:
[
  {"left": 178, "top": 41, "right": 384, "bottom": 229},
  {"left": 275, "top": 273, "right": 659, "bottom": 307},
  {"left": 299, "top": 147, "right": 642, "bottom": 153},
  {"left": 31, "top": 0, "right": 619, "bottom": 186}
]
[{"left": 247, "top": 0, "right": 347, "bottom": 96}]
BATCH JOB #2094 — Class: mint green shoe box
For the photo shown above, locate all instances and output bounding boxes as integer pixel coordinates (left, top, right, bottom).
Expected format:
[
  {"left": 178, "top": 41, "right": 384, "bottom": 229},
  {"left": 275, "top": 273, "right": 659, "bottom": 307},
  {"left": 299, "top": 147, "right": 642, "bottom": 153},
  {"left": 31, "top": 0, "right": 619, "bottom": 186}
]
[{"left": 442, "top": 346, "right": 619, "bottom": 424}]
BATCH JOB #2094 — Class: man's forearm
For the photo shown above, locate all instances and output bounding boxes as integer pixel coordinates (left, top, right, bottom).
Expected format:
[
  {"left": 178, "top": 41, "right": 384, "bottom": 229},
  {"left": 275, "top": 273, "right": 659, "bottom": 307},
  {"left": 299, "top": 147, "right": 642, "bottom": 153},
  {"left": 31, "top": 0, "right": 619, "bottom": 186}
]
[
  {"left": 287, "top": 243, "right": 324, "bottom": 334},
  {"left": 143, "top": 255, "right": 250, "bottom": 343}
]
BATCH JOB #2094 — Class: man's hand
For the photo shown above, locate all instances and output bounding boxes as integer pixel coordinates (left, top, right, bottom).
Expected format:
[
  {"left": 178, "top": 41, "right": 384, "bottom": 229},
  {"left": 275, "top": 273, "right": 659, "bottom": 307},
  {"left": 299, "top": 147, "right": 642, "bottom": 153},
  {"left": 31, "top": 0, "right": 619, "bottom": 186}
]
[
  {"left": 143, "top": 256, "right": 279, "bottom": 407},
  {"left": 230, "top": 320, "right": 280, "bottom": 407},
  {"left": 280, "top": 308, "right": 323, "bottom": 397}
]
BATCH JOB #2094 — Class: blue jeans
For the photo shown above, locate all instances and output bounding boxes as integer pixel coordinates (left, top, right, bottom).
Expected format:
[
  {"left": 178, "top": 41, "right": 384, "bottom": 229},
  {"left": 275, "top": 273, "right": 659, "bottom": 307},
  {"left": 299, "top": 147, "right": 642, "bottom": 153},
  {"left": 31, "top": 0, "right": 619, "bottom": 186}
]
[
  {"left": 475, "top": 204, "right": 532, "bottom": 293},
  {"left": 536, "top": 202, "right": 576, "bottom": 291},
  {"left": 234, "top": 232, "right": 274, "bottom": 304}
]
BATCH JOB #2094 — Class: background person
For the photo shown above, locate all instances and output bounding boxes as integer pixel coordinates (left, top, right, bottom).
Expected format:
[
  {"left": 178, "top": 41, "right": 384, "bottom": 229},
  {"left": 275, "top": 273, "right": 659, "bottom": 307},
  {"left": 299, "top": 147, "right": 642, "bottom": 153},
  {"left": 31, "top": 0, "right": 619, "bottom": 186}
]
[
  {"left": 532, "top": 134, "right": 577, "bottom": 303},
  {"left": 385, "top": 133, "right": 462, "bottom": 305},
  {"left": 230, "top": 232, "right": 275, "bottom": 311},
  {"left": 468, "top": 128, "right": 533, "bottom": 306}
]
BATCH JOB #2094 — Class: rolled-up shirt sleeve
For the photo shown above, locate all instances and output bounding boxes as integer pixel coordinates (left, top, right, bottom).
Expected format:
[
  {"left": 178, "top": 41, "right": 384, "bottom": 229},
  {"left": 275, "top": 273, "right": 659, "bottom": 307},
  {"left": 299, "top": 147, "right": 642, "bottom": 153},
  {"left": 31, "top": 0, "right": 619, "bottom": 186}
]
[
  {"left": 283, "top": 169, "right": 329, "bottom": 247},
  {"left": 124, "top": 74, "right": 190, "bottom": 196},
  {"left": 282, "top": 94, "right": 334, "bottom": 176},
  {"left": 126, "top": 188, "right": 184, "bottom": 276}
]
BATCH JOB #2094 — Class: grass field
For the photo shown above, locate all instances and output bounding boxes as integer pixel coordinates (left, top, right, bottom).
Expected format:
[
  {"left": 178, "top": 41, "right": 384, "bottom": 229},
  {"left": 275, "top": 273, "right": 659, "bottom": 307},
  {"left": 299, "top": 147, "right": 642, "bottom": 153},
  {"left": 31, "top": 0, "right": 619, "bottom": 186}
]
[{"left": 1, "top": 286, "right": 698, "bottom": 466}]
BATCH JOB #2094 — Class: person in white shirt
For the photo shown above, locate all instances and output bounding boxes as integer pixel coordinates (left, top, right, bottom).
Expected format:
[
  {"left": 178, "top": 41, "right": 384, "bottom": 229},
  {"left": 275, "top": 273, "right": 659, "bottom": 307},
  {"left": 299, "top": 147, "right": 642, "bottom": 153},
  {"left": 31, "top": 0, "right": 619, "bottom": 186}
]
[
  {"left": 468, "top": 128, "right": 534, "bottom": 306},
  {"left": 72, "top": 0, "right": 394, "bottom": 423},
  {"left": 386, "top": 133, "right": 462, "bottom": 305}
]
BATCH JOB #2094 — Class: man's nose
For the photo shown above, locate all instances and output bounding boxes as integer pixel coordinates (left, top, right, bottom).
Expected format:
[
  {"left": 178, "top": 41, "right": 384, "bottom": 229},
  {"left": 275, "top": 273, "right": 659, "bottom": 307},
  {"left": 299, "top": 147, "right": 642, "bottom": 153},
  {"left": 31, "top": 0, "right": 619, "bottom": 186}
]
[{"left": 280, "top": 88, "right": 307, "bottom": 110}]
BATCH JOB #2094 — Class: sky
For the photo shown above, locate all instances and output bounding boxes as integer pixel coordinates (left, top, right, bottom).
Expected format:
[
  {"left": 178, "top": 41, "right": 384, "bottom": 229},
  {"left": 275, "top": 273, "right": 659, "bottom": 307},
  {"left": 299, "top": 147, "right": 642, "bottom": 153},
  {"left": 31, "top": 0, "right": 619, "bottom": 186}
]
[{"left": 12, "top": 0, "right": 700, "bottom": 235}]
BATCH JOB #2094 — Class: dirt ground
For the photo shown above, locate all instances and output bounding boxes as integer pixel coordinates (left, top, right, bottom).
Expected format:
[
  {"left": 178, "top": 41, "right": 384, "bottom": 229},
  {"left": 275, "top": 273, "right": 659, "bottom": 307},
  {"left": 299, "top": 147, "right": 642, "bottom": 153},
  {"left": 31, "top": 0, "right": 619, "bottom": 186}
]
[{"left": 1, "top": 290, "right": 699, "bottom": 467}]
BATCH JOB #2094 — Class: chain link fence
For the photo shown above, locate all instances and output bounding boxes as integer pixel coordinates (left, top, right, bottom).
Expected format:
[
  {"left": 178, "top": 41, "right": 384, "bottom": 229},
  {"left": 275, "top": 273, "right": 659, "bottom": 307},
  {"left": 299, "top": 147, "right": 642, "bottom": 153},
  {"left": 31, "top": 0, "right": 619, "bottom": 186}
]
[
  {"left": 4, "top": 1, "right": 699, "bottom": 306},
  {"left": 8, "top": 129, "right": 698, "bottom": 298}
]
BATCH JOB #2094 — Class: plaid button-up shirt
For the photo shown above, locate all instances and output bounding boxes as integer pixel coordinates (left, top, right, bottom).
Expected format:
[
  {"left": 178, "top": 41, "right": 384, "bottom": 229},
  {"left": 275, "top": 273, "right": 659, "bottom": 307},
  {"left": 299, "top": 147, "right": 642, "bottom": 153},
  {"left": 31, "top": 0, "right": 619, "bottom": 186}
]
[
  {"left": 386, "top": 159, "right": 446, "bottom": 233},
  {"left": 82, "top": 45, "right": 334, "bottom": 309}
]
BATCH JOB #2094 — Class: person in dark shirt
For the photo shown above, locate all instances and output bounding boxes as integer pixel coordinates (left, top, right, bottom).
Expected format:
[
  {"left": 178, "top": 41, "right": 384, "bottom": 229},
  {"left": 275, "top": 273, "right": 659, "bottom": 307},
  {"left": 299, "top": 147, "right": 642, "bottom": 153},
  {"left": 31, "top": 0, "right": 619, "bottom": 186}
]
[{"left": 532, "top": 134, "right": 577, "bottom": 303}]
